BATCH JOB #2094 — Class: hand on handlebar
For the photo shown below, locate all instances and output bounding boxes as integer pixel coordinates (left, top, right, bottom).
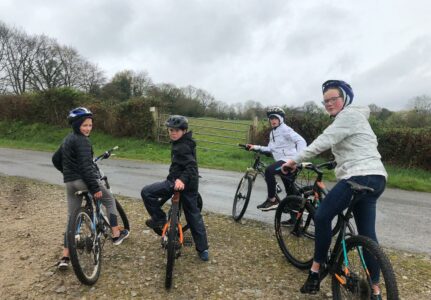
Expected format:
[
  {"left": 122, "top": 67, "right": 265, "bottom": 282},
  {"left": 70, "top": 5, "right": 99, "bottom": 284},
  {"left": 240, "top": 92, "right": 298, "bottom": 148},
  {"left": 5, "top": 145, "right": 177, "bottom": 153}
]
[
  {"left": 281, "top": 159, "right": 297, "bottom": 174},
  {"left": 246, "top": 144, "right": 255, "bottom": 150},
  {"left": 93, "top": 191, "right": 103, "bottom": 200},
  {"left": 174, "top": 179, "right": 185, "bottom": 191}
]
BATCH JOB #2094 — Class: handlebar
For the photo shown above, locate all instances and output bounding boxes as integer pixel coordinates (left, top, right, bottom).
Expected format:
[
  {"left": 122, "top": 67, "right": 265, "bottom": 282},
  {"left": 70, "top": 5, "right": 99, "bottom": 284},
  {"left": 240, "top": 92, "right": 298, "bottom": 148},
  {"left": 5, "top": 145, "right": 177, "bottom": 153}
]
[
  {"left": 238, "top": 144, "right": 272, "bottom": 157},
  {"left": 279, "top": 160, "right": 337, "bottom": 174},
  {"left": 94, "top": 146, "right": 119, "bottom": 163}
]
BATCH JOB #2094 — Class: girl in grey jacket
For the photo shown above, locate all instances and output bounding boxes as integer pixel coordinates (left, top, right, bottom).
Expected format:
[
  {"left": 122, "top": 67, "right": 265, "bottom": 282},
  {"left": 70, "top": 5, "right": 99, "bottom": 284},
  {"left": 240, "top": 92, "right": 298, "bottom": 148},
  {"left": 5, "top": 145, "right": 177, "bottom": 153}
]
[
  {"left": 282, "top": 80, "right": 387, "bottom": 297},
  {"left": 248, "top": 107, "right": 306, "bottom": 212}
]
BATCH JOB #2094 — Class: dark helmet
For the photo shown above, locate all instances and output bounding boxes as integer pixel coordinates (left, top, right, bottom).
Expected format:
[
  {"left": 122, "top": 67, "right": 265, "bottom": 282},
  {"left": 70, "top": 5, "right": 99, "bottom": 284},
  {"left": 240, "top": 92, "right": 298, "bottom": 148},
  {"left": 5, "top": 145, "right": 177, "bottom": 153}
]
[
  {"left": 165, "top": 115, "right": 188, "bottom": 130},
  {"left": 322, "top": 80, "right": 354, "bottom": 108},
  {"left": 67, "top": 107, "right": 93, "bottom": 124},
  {"left": 266, "top": 106, "right": 285, "bottom": 119}
]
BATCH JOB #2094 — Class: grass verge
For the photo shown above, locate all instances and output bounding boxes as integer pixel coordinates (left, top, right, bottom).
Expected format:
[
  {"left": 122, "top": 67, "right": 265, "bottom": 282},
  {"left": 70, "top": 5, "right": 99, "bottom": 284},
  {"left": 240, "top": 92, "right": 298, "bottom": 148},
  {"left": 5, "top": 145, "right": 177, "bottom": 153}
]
[{"left": 0, "top": 121, "right": 430, "bottom": 192}]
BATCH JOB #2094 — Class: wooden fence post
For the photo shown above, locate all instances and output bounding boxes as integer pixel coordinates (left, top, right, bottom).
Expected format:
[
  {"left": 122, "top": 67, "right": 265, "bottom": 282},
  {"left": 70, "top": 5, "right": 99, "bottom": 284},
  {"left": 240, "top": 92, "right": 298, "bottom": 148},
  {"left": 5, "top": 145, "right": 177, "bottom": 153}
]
[
  {"left": 247, "top": 116, "right": 259, "bottom": 143},
  {"left": 150, "top": 106, "right": 159, "bottom": 141}
]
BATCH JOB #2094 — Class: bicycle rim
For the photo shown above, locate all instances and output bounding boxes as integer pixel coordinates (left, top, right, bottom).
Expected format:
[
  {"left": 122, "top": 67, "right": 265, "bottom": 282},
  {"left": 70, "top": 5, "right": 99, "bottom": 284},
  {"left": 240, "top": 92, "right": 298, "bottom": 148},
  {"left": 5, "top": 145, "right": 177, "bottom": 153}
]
[
  {"left": 275, "top": 196, "right": 315, "bottom": 269},
  {"left": 114, "top": 198, "right": 130, "bottom": 231},
  {"left": 331, "top": 235, "right": 399, "bottom": 299},
  {"left": 232, "top": 175, "right": 252, "bottom": 221},
  {"left": 68, "top": 208, "right": 101, "bottom": 285}
]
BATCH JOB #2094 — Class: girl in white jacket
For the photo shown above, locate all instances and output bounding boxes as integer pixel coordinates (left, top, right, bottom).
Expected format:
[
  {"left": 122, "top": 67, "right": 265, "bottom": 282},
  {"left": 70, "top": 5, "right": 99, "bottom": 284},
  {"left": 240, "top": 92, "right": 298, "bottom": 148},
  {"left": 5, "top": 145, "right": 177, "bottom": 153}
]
[
  {"left": 282, "top": 80, "right": 387, "bottom": 297},
  {"left": 247, "top": 107, "right": 306, "bottom": 212}
]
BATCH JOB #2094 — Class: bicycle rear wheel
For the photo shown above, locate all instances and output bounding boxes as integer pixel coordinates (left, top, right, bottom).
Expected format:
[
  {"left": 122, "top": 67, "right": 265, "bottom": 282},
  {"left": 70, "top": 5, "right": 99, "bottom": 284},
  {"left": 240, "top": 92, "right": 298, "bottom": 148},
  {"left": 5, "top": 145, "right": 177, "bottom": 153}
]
[
  {"left": 165, "top": 202, "right": 179, "bottom": 289},
  {"left": 114, "top": 198, "right": 130, "bottom": 231},
  {"left": 232, "top": 175, "right": 252, "bottom": 221},
  {"left": 332, "top": 235, "right": 399, "bottom": 299},
  {"left": 67, "top": 207, "right": 101, "bottom": 285}
]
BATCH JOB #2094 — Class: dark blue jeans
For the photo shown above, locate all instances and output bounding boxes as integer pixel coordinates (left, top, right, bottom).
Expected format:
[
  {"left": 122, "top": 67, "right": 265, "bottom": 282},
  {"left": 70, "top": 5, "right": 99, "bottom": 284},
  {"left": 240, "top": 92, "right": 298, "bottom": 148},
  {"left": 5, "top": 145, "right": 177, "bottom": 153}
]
[
  {"left": 141, "top": 180, "right": 208, "bottom": 252},
  {"left": 265, "top": 160, "right": 296, "bottom": 198},
  {"left": 313, "top": 175, "right": 386, "bottom": 283}
]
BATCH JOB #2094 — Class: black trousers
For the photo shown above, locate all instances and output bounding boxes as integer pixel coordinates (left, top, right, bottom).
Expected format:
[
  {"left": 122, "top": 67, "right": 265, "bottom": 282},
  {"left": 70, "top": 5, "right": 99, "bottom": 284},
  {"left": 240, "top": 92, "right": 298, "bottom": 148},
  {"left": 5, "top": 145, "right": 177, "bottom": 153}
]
[{"left": 141, "top": 180, "right": 208, "bottom": 252}]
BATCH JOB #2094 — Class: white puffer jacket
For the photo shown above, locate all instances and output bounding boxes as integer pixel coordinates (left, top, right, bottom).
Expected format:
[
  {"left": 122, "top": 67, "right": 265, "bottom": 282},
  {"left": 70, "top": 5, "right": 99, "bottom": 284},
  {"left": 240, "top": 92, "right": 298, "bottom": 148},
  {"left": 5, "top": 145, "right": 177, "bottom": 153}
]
[
  {"left": 294, "top": 106, "right": 387, "bottom": 180},
  {"left": 255, "top": 123, "right": 307, "bottom": 162}
]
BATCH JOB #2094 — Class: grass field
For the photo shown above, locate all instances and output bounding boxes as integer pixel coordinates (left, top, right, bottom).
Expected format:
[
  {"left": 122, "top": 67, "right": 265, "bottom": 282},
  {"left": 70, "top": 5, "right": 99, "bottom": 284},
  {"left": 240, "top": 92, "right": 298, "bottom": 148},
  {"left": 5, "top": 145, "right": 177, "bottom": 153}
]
[{"left": 0, "top": 120, "right": 430, "bottom": 192}]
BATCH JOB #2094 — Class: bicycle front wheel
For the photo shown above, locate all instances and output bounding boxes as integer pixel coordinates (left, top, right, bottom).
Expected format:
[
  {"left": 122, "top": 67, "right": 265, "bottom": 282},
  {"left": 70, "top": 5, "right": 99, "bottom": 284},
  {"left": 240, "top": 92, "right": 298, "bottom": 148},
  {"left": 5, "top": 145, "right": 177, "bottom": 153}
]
[
  {"left": 275, "top": 195, "right": 316, "bottom": 269},
  {"left": 67, "top": 207, "right": 101, "bottom": 285},
  {"left": 331, "top": 235, "right": 399, "bottom": 300},
  {"left": 232, "top": 175, "right": 252, "bottom": 221},
  {"left": 165, "top": 202, "right": 179, "bottom": 289}
]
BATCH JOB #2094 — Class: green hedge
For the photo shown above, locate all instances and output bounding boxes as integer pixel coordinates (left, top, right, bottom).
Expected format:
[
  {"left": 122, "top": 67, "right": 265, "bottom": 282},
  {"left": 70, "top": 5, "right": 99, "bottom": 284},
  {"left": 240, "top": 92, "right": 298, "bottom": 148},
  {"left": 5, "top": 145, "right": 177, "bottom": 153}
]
[{"left": 0, "top": 88, "right": 154, "bottom": 140}]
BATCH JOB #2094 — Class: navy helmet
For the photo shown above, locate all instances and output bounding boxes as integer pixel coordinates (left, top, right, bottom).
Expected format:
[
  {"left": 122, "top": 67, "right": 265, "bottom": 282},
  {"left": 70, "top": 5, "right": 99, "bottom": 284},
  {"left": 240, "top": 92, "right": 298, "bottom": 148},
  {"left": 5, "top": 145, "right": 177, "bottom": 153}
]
[
  {"left": 67, "top": 107, "right": 93, "bottom": 124},
  {"left": 322, "top": 80, "right": 354, "bottom": 108}
]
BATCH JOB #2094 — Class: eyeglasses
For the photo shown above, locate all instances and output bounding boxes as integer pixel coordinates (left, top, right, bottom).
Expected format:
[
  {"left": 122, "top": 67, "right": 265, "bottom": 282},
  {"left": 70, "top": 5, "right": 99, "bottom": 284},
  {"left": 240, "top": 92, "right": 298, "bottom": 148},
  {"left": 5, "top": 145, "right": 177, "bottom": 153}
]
[{"left": 321, "top": 96, "right": 341, "bottom": 106}]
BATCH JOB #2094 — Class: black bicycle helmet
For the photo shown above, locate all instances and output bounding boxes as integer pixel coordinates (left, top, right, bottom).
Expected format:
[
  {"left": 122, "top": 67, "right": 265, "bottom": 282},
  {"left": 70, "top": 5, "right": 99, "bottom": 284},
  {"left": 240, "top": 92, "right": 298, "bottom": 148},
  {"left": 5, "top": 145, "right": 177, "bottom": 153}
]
[
  {"left": 67, "top": 107, "right": 93, "bottom": 124},
  {"left": 165, "top": 115, "right": 188, "bottom": 130},
  {"left": 266, "top": 106, "right": 285, "bottom": 119}
]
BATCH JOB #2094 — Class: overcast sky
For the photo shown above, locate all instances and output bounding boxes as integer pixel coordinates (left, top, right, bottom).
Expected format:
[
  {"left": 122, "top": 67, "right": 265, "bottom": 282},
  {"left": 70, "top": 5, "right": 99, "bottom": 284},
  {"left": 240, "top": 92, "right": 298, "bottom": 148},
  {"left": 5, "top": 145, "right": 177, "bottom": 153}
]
[{"left": 1, "top": 0, "right": 430, "bottom": 111}]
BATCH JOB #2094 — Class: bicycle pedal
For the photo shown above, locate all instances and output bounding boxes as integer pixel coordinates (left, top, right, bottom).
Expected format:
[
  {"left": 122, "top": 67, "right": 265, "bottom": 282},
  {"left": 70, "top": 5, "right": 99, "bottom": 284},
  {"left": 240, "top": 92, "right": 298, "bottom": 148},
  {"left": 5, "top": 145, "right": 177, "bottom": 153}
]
[{"left": 183, "top": 236, "right": 194, "bottom": 247}]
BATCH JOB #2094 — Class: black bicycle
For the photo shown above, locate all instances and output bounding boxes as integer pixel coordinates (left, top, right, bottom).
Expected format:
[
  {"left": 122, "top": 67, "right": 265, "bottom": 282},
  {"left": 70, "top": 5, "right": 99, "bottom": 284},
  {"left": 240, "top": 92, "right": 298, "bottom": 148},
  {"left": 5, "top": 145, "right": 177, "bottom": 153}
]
[
  {"left": 67, "top": 146, "right": 130, "bottom": 285},
  {"left": 232, "top": 144, "right": 316, "bottom": 221},
  {"left": 160, "top": 191, "right": 203, "bottom": 289},
  {"left": 277, "top": 168, "right": 398, "bottom": 298},
  {"left": 275, "top": 161, "right": 348, "bottom": 269}
]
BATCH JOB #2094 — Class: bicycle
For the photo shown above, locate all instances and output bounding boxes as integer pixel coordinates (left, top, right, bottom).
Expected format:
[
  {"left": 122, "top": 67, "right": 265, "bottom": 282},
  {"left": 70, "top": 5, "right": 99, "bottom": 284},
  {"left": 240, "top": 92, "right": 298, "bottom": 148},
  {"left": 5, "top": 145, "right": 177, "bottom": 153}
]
[
  {"left": 67, "top": 146, "right": 130, "bottom": 285},
  {"left": 232, "top": 144, "right": 303, "bottom": 221},
  {"left": 275, "top": 161, "right": 349, "bottom": 269},
  {"left": 159, "top": 191, "right": 203, "bottom": 289},
  {"left": 277, "top": 168, "right": 399, "bottom": 299}
]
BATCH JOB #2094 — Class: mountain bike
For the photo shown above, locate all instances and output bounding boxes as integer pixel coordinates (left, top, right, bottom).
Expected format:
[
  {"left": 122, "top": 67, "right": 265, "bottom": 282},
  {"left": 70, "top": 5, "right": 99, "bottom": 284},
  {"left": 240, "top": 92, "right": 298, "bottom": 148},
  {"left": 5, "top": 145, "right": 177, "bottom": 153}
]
[
  {"left": 232, "top": 144, "right": 311, "bottom": 221},
  {"left": 67, "top": 146, "right": 130, "bottom": 285},
  {"left": 275, "top": 161, "right": 349, "bottom": 269},
  {"left": 278, "top": 173, "right": 399, "bottom": 298},
  {"left": 160, "top": 191, "right": 203, "bottom": 289}
]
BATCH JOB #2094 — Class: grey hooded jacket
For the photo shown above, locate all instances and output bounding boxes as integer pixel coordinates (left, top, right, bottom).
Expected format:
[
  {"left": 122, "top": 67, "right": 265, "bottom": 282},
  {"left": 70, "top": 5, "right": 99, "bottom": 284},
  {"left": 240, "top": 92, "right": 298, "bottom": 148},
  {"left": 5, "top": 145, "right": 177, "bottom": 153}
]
[{"left": 294, "top": 106, "right": 387, "bottom": 180}]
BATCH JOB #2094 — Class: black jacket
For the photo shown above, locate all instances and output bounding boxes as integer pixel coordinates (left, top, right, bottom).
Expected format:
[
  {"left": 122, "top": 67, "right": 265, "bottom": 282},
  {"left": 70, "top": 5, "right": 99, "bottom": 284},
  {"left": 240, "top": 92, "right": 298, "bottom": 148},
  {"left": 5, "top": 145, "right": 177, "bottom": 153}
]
[
  {"left": 52, "top": 132, "right": 100, "bottom": 194},
  {"left": 167, "top": 131, "right": 199, "bottom": 191}
]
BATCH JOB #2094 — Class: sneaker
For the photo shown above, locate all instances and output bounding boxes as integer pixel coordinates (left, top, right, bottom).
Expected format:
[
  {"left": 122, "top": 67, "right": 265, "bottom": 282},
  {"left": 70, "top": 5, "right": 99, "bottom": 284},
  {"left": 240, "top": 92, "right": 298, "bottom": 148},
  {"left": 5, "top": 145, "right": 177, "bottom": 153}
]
[
  {"left": 258, "top": 198, "right": 279, "bottom": 211},
  {"left": 112, "top": 229, "right": 130, "bottom": 245},
  {"left": 300, "top": 270, "right": 320, "bottom": 294},
  {"left": 58, "top": 256, "right": 70, "bottom": 270},
  {"left": 198, "top": 249, "right": 209, "bottom": 261},
  {"left": 281, "top": 218, "right": 303, "bottom": 227},
  {"left": 145, "top": 219, "right": 165, "bottom": 236}
]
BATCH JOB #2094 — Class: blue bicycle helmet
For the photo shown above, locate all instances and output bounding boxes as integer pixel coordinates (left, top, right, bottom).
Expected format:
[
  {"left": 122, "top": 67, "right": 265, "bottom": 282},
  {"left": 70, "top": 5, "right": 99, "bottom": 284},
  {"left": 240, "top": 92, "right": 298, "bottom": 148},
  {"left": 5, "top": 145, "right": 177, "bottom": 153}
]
[
  {"left": 322, "top": 80, "right": 354, "bottom": 108},
  {"left": 67, "top": 107, "right": 93, "bottom": 124}
]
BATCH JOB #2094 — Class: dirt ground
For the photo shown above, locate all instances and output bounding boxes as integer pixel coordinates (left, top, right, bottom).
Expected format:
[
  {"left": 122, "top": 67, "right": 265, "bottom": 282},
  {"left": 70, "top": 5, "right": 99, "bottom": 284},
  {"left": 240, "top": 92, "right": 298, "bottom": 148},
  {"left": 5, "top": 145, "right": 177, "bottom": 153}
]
[{"left": 1, "top": 175, "right": 431, "bottom": 299}]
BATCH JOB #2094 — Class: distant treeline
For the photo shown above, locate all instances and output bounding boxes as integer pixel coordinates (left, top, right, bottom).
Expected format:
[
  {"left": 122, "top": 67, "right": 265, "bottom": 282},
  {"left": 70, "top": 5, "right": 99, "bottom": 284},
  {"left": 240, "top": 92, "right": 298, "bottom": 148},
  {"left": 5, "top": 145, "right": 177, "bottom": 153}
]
[{"left": 1, "top": 21, "right": 430, "bottom": 170}]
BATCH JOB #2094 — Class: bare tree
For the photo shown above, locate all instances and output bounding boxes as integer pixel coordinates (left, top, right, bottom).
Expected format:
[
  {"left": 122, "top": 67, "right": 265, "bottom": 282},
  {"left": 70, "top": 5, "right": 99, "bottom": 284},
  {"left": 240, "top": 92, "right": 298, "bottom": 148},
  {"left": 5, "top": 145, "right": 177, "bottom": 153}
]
[
  {"left": 78, "top": 61, "right": 105, "bottom": 93},
  {"left": 131, "top": 70, "right": 153, "bottom": 97},
  {"left": 29, "top": 35, "right": 65, "bottom": 91},
  {"left": 2, "top": 26, "right": 38, "bottom": 94}
]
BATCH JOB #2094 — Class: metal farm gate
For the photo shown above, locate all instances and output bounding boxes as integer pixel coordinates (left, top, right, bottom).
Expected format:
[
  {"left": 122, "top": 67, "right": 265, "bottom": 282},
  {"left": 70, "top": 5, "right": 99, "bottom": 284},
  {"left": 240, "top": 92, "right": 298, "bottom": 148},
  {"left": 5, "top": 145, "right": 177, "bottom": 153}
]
[{"left": 154, "top": 110, "right": 257, "bottom": 152}]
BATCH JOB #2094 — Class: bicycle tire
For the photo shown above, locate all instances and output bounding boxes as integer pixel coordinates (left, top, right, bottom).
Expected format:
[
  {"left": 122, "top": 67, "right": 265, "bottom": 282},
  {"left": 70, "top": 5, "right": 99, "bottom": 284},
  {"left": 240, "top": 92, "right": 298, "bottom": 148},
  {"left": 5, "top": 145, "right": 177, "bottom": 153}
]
[
  {"left": 182, "top": 192, "right": 203, "bottom": 232},
  {"left": 331, "top": 235, "right": 399, "bottom": 299},
  {"left": 275, "top": 196, "right": 316, "bottom": 269},
  {"left": 232, "top": 175, "right": 253, "bottom": 221},
  {"left": 67, "top": 207, "right": 101, "bottom": 285},
  {"left": 114, "top": 198, "right": 130, "bottom": 231},
  {"left": 165, "top": 201, "right": 179, "bottom": 289}
]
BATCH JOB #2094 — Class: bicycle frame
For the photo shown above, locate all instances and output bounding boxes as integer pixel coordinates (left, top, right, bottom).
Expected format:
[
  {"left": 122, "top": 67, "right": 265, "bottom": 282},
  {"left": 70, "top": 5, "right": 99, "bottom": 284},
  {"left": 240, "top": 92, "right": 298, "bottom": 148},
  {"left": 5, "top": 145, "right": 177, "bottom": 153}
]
[{"left": 161, "top": 192, "right": 184, "bottom": 246}]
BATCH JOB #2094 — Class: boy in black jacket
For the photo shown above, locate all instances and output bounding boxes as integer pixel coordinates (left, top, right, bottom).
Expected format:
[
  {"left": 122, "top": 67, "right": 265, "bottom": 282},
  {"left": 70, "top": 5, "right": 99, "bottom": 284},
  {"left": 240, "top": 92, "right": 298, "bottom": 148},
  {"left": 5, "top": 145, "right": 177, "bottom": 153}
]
[{"left": 141, "top": 115, "right": 209, "bottom": 261}]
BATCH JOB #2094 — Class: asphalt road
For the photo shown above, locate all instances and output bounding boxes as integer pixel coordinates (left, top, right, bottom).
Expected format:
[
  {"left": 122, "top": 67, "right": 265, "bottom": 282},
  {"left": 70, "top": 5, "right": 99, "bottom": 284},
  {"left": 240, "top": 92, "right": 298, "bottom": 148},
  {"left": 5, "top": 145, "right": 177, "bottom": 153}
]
[{"left": 1, "top": 147, "right": 430, "bottom": 255}]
